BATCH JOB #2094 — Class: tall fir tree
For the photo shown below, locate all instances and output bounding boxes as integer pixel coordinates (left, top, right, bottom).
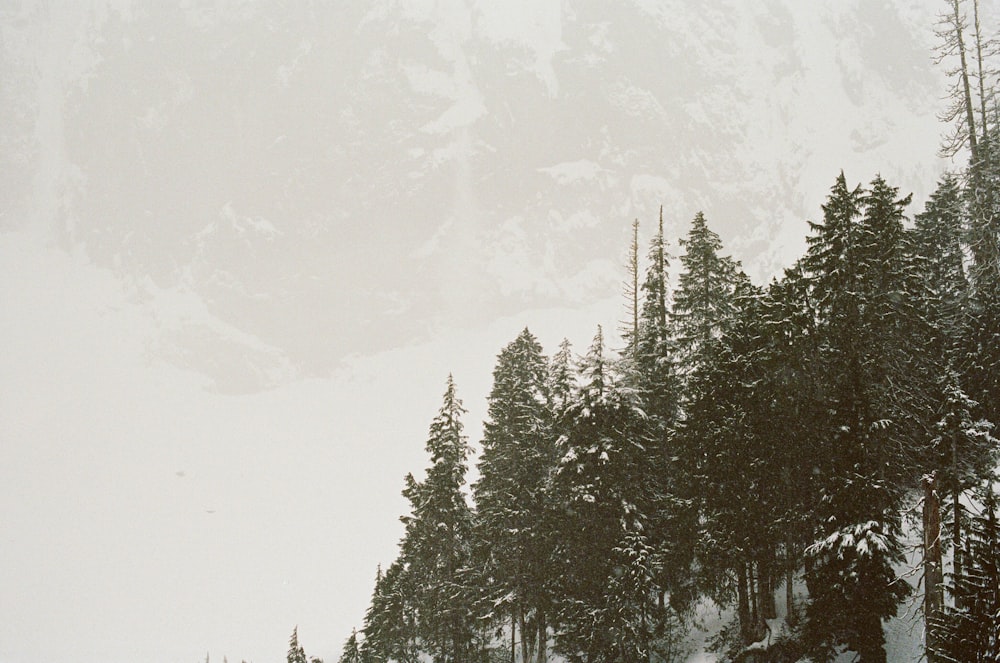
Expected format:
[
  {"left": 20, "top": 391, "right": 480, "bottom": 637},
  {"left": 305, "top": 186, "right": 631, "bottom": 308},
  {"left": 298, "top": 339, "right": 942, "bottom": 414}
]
[
  {"left": 801, "top": 173, "right": 917, "bottom": 663},
  {"left": 965, "top": 121, "right": 1000, "bottom": 430},
  {"left": 671, "top": 211, "right": 739, "bottom": 381},
  {"left": 472, "top": 329, "right": 556, "bottom": 663},
  {"left": 631, "top": 207, "right": 696, "bottom": 618},
  {"left": 549, "top": 327, "right": 662, "bottom": 663},
  {"left": 338, "top": 629, "right": 363, "bottom": 663},
  {"left": 361, "top": 561, "right": 420, "bottom": 663},
  {"left": 398, "top": 376, "right": 477, "bottom": 663},
  {"left": 287, "top": 627, "right": 308, "bottom": 663}
]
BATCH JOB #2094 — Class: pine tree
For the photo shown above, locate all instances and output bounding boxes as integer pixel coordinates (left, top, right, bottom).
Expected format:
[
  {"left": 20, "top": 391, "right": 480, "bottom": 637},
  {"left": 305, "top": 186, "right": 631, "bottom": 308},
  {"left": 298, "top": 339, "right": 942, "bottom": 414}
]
[
  {"left": 288, "top": 627, "right": 308, "bottom": 663},
  {"left": 549, "top": 327, "right": 661, "bottom": 663},
  {"left": 361, "top": 561, "right": 419, "bottom": 663},
  {"left": 909, "top": 174, "right": 970, "bottom": 365},
  {"left": 549, "top": 338, "right": 575, "bottom": 416},
  {"left": 671, "top": 211, "right": 739, "bottom": 380},
  {"left": 933, "top": 470, "right": 1000, "bottom": 661},
  {"left": 965, "top": 122, "right": 1000, "bottom": 429},
  {"left": 801, "top": 173, "right": 917, "bottom": 663},
  {"left": 682, "top": 271, "right": 788, "bottom": 647},
  {"left": 634, "top": 206, "right": 679, "bottom": 424},
  {"left": 338, "top": 630, "right": 362, "bottom": 663},
  {"left": 398, "top": 376, "right": 477, "bottom": 663},
  {"left": 758, "top": 263, "right": 826, "bottom": 628},
  {"left": 630, "top": 206, "right": 696, "bottom": 619},
  {"left": 472, "top": 329, "right": 556, "bottom": 663}
]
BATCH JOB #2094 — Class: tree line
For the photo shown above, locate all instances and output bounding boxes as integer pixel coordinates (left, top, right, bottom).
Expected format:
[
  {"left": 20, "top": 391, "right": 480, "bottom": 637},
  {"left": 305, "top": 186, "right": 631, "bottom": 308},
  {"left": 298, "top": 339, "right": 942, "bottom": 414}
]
[{"left": 289, "top": 2, "right": 999, "bottom": 662}]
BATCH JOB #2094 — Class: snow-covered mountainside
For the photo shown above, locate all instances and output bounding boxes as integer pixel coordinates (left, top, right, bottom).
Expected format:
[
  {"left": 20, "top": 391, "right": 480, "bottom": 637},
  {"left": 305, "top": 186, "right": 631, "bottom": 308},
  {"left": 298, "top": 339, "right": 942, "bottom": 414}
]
[
  {"left": 1, "top": 2, "right": 972, "bottom": 662},
  {"left": 2, "top": 0, "right": 949, "bottom": 392}
]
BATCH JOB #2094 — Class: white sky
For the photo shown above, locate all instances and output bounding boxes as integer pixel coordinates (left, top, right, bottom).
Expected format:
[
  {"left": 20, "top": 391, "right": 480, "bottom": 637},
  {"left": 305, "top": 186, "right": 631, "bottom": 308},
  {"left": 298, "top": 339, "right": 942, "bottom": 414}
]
[{"left": 0, "top": 1, "right": 983, "bottom": 661}]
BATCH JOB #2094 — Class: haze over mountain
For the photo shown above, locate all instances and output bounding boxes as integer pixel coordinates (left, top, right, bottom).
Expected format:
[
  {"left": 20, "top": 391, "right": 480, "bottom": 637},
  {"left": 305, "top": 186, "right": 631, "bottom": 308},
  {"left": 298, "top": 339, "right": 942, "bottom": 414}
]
[{"left": 0, "top": 1, "right": 970, "bottom": 662}]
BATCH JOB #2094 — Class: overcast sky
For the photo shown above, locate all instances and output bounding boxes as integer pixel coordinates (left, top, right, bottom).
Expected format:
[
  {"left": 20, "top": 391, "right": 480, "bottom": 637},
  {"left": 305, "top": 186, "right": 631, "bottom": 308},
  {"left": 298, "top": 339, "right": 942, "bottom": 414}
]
[{"left": 0, "top": 1, "right": 983, "bottom": 662}]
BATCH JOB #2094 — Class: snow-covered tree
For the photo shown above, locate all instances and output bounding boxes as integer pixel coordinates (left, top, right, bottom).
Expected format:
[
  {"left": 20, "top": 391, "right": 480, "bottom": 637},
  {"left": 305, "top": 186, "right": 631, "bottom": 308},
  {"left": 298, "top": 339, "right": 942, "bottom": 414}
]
[
  {"left": 361, "top": 561, "right": 419, "bottom": 663},
  {"left": 549, "top": 327, "right": 664, "bottom": 663},
  {"left": 337, "top": 629, "right": 363, "bottom": 663},
  {"left": 398, "top": 375, "right": 477, "bottom": 663},
  {"left": 671, "top": 211, "right": 739, "bottom": 381},
  {"left": 801, "top": 173, "right": 918, "bottom": 662},
  {"left": 472, "top": 328, "right": 556, "bottom": 663},
  {"left": 287, "top": 627, "right": 308, "bottom": 663}
]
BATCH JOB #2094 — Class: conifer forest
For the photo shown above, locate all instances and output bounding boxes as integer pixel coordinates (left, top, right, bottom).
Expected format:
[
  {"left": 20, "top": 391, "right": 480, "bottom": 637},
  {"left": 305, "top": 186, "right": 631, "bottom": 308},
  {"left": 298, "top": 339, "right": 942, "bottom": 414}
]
[
  {"left": 5, "top": 2, "right": 1000, "bottom": 663},
  {"left": 316, "top": 3, "right": 1000, "bottom": 662}
]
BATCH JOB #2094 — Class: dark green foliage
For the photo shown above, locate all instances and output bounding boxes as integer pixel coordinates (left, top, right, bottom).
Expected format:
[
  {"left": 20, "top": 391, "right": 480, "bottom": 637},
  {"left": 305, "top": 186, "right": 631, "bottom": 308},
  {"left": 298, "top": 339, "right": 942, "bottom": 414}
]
[
  {"left": 287, "top": 627, "right": 308, "bottom": 663},
  {"left": 337, "top": 630, "right": 362, "bottom": 663},
  {"left": 549, "top": 327, "right": 665, "bottom": 663},
  {"left": 398, "top": 376, "right": 478, "bottom": 663},
  {"left": 671, "top": 211, "right": 739, "bottom": 379},
  {"left": 472, "top": 328, "right": 556, "bottom": 662},
  {"left": 964, "top": 125, "right": 1000, "bottom": 428},
  {"left": 909, "top": 174, "right": 970, "bottom": 362},
  {"left": 631, "top": 213, "right": 697, "bottom": 616},
  {"left": 361, "top": 562, "right": 419, "bottom": 663},
  {"left": 933, "top": 481, "right": 1000, "bottom": 662},
  {"left": 799, "top": 173, "right": 921, "bottom": 661}
]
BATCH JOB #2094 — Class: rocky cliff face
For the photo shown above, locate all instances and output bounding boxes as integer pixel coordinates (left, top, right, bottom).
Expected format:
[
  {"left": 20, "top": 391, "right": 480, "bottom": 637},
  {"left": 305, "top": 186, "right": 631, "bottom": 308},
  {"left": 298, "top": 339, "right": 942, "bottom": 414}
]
[{"left": 1, "top": 0, "right": 947, "bottom": 391}]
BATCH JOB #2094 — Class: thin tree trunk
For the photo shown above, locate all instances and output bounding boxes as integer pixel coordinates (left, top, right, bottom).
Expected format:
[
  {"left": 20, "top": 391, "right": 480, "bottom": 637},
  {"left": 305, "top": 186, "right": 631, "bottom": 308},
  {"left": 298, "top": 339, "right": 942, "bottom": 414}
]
[
  {"left": 972, "top": 0, "right": 989, "bottom": 137},
  {"left": 950, "top": 0, "right": 979, "bottom": 161},
  {"left": 518, "top": 606, "right": 529, "bottom": 663},
  {"left": 857, "top": 611, "right": 888, "bottom": 663},
  {"left": 760, "top": 552, "right": 777, "bottom": 620},
  {"left": 923, "top": 473, "right": 943, "bottom": 663},
  {"left": 511, "top": 606, "right": 516, "bottom": 663},
  {"left": 953, "top": 433, "right": 965, "bottom": 609},
  {"left": 737, "top": 562, "right": 753, "bottom": 645},
  {"left": 785, "top": 546, "right": 796, "bottom": 627},
  {"left": 536, "top": 609, "right": 546, "bottom": 663},
  {"left": 986, "top": 487, "right": 999, "bottom": 618}
]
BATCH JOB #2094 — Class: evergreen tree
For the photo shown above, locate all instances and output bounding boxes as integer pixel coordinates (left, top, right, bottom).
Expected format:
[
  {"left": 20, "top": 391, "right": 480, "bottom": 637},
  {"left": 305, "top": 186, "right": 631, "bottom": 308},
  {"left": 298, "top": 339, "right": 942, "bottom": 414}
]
[
  {"left": 933, "top": 478, "right": 1000, "bottom": 662},
  {"left": 758, "top": 262, "right": 826, "bottom": 626},
  {"left": 288, "top": 627, "right": 308, "bottom": 663},
  {"left": 965, "top": 121, "right": 1000, "bottom": 429},
  {"left": 909, "top": 174, "right": 970, "bottom": 366},
  {"left": 631, "top": 207, "right": 696, "bottom": 618},
  {"left": 801, "top": 173, "right": 917, "bottom": 663},
  {"left": 683, "top": 272, "right": 787, "bottom": 646},
  {"left": 338, "top": 630, "right": 362, "bottom": 663},
  {"left": 398, "top": 376, "right": 477, "bottom": 663},
  {"left": 472, "top": 329, "right": 556, "bottom": 663},
  {"left": 634, "top": 206, "right": 679, "bottom": 423},
  {"left": 361, "top": 561, "right": 420, "bottom": 663},
  {"left": 671, "top": 211, "right": 739, "bottom": 380},
  {"left": 549, "top": 338, "right": 575, "bottom": 416},
  {"left": 549, "top": 327, "right": 662, "bottom": 663}
]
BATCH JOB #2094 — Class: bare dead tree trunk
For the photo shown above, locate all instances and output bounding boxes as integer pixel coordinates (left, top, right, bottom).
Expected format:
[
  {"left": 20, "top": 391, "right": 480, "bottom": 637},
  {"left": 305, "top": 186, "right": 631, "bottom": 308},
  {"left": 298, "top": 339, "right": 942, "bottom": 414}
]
[
  {"left": 972, "top": 0, "right": 990, "bottom": 136},
  {"left": 951, "top": 0, "right": 980, "bottom": 161}
]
